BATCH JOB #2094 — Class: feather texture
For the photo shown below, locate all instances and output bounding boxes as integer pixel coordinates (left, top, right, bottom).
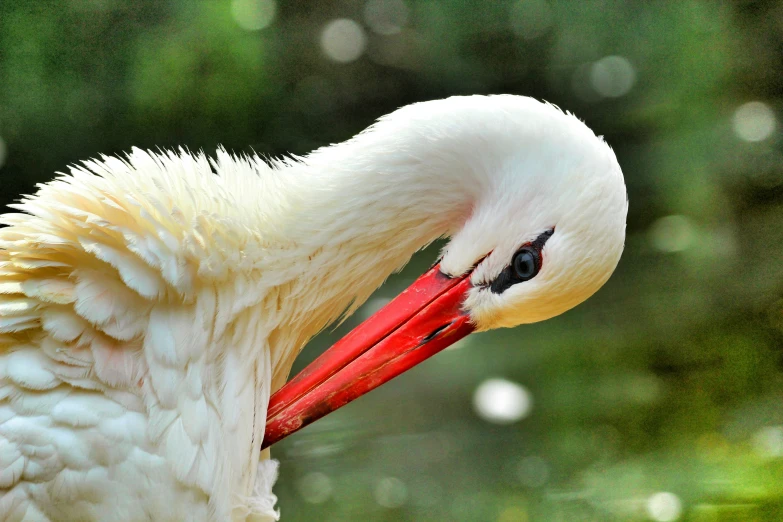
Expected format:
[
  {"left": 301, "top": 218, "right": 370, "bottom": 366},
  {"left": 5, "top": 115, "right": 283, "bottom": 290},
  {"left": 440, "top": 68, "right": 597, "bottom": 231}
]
[
  {"left": 0, "top": 95, "right": 627, "bottom": 521},
  {"left": 0, "top": 148, "right": 285, "bottom": 521}
]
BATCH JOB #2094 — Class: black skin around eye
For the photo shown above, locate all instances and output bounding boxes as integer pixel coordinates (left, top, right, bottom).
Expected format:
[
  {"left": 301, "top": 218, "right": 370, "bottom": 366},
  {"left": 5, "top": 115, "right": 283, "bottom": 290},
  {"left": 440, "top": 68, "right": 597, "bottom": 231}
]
[{"left": 489, "top": 228, "right": 554, "bottom": 294}]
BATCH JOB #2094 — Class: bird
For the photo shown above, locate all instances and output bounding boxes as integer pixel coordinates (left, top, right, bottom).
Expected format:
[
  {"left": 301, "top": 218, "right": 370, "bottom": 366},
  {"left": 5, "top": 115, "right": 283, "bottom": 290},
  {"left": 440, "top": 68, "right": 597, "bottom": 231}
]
[{"left": 0, "top": 95, "right": 627, "bottom": 521}]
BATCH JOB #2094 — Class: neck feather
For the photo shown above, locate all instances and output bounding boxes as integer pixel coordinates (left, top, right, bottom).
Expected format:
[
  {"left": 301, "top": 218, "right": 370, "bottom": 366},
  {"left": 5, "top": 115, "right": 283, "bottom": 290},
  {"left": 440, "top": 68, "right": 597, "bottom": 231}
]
[{"left": 257, "top": 130, "right": 477, "bottom": 382}]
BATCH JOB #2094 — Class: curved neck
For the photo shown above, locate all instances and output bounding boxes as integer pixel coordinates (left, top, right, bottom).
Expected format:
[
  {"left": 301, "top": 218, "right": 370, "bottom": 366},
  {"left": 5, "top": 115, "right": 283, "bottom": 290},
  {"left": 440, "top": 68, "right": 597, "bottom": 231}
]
[
  {"left": 300, "top": 141, "right": 472, "bottom": 239},
  {"left": 260, "top": 131, "right": 478, "bottom": 384}
]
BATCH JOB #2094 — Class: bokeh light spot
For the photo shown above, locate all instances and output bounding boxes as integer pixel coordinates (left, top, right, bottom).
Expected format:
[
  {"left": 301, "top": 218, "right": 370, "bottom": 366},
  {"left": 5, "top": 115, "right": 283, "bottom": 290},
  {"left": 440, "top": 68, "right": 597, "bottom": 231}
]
[
  {"left": 590, "top": 56, "right": 636, "bottom": 98},
  {"left": 752, "top": 426, "right": 783, "bottom": 458},
  {"left": 230, "top": 0, "right": 277, "bottom": 31},
  {"left": 374, "top": 476, "right": 408, "bottom": 508},
  {"left": 646, "top": 492, "right": 683, "bottom": 522},
  {"left": 473, "top": 378, "right": 532, "bottom": 424},
  {"left": 733, "top": 101, "right": 776, "bottom": 142},
  {"left": 364, "top": 0, "right": 409, "bottom": 36},
  {"left": 649, "top": 215, "right": 695, "bottom": 253},
  {"left": 321, "top": 19, "right": 367, "bottom": 63},
  {"left": 297, "top": 472, "right": 333, "bottom": 504},
  {"left": 509, "top": 0, "right": 553, "bottom": 40}
]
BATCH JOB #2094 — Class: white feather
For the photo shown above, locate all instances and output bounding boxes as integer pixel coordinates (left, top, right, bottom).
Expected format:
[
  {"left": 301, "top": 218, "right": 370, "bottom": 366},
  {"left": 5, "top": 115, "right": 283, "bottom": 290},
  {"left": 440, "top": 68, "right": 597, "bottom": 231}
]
[{"left": 0, "top": 95, "right": 627, "bottom": 521}]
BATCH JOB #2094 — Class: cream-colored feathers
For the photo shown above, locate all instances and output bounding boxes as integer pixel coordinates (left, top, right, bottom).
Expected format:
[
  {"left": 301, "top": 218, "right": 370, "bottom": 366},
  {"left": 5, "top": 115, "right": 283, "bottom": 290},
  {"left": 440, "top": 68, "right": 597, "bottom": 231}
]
[
  {"left": 0, "top": 95, "right": 627, "bottom": 521},
  {"left": 0, "top": 149, "right": 280, "bottom": 521}
]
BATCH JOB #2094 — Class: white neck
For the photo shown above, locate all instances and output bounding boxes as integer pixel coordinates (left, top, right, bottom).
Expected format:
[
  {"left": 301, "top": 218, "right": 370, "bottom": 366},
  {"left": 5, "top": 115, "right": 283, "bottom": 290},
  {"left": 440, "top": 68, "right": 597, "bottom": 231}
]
[{"left": 256, "top": 128, "right": 479, "bottom": 384}]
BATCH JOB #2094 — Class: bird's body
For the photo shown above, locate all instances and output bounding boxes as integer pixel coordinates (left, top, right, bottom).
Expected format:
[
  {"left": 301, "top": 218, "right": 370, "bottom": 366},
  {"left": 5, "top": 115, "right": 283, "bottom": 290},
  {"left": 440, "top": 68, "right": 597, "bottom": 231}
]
[
  {"left": 0, "top": 151, "right": 289, "bottom": 521},
  {"left": 0, "top": 95, "right": 627, "bottom": 521}
]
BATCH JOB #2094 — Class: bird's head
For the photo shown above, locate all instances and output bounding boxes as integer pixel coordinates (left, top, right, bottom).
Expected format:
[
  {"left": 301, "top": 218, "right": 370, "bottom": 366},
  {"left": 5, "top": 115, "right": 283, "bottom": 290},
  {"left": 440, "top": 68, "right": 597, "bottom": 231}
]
[
  {"left": 436, "top": 98, "right": 627, "bottom": 330},
  {"left": 264, "top": 95, "right": 627, "bottom": 447}
]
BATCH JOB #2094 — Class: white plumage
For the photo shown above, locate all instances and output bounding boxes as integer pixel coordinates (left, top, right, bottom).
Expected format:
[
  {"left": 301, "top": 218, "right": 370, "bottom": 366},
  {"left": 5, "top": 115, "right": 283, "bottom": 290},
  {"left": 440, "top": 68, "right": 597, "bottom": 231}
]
[{"left": 0, "top": 95, "right": 627, "bottom": 521}]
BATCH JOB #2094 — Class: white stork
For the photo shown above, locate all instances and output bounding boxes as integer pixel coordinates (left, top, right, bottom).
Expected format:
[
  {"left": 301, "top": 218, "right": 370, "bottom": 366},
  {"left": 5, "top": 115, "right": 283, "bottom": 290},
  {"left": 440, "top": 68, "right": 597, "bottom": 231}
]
[{"left": 0, "top": 95, "right": 627, "bottom": 521}]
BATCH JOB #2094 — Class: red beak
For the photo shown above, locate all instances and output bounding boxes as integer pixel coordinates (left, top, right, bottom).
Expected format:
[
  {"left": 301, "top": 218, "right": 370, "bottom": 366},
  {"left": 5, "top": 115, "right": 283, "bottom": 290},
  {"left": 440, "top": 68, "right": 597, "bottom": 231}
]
[{"left": 262, "top": 263, "right": 475, "bottom": 449}]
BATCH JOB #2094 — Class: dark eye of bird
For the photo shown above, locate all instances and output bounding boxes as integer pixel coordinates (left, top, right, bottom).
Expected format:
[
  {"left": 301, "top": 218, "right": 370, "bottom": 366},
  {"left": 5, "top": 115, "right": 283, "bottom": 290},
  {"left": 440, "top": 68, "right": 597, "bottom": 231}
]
[
  {"left": 512, "top": 248, "right": 538, "bottom": 281},
  {"left": 489, "top": 228, "right": 553, "bottom": 294},
  {"left": 489, "top": 247, "right": 542, "bottom": 294}
]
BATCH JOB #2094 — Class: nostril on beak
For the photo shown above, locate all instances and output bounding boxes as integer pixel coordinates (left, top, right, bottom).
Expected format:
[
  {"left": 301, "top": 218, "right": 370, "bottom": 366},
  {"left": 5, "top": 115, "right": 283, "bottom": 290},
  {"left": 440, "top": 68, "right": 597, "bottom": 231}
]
[{"left": 420, "top": 321, "right": 454, "bottom": 345}]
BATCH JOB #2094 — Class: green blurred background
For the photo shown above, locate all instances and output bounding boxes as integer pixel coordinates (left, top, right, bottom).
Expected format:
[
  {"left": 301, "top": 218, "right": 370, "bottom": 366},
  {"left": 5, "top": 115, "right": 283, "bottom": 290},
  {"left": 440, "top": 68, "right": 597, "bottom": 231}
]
[{"left": 2, "top": 1, "right": 782, "bottom": 520}]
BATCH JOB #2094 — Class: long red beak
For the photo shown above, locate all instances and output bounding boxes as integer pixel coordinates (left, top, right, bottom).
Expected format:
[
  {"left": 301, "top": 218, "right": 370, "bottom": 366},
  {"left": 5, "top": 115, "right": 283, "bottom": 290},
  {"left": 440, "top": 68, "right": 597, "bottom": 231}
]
[{"left": 262, "top": 263, "right": 475, "bottom": 449}]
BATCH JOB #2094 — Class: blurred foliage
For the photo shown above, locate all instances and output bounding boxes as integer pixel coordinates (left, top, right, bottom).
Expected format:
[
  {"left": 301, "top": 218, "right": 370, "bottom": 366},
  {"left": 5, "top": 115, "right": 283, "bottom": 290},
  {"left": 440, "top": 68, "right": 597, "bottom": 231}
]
[{"left": 2, "top": 0, "right": 783, "bottom": 520}]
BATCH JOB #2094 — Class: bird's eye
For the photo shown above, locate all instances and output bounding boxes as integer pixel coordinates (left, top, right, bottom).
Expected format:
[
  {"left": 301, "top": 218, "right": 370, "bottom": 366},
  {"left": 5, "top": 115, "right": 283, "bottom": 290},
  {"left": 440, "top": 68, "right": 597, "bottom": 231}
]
[
  {"left": 488, "top": 237, "right": 548, "bottom": 295},
  {"left": 512, "top": 248, "right": 539, "bottom": 282}
]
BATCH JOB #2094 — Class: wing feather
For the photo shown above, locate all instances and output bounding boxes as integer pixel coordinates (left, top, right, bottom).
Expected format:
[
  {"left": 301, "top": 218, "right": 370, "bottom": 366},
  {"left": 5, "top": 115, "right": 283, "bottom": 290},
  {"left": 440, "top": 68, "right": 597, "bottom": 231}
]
[{"left": 0, "top": 148, "right": 281, "bottom": 520}]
